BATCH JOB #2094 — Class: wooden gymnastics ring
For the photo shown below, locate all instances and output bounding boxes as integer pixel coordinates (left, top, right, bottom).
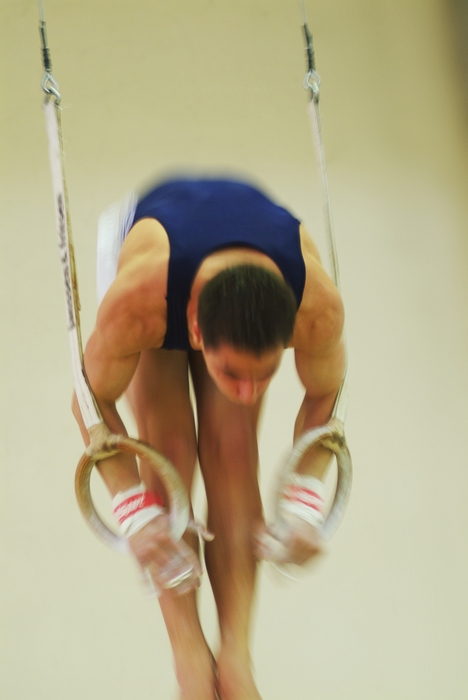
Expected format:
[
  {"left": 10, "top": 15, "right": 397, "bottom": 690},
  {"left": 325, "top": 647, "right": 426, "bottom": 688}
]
[
  {"left": 75, "top": 424, "right": 190, "bottom": 553},
  {"left": 275, "top": 418, "right": 352, "bottom": 541}
]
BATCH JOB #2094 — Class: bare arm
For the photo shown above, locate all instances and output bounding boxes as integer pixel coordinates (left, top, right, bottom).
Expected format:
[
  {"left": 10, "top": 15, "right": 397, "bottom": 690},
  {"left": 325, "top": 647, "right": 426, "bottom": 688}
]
[
  {"left": 72, "top": 322, "right": 141, "bottom": 495},
  {"left": 73, "top": 231, "right": 166, "bottom": 495},
  {"left": 254, "top": 282, "right": 346, "bottom": 564},
  {"left": 293, "top": 337, "right": 346, "bottom": 479},
  {"left": 290, "top": 262, "right": 346, "bottom": 472},
  {"left": 72, "top": 267, "right": 201, "bottom": 594}
]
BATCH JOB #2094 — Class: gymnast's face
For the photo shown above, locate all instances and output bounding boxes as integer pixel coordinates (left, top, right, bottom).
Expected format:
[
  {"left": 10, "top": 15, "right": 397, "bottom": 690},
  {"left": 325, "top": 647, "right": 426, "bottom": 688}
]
[{"left": 201, "top": 343, "right": 283, "bottom": 406}]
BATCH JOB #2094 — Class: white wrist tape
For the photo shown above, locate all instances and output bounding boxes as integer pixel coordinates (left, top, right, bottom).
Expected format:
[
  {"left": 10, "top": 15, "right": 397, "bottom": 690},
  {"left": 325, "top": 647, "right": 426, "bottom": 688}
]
[
  {"left": 279, "top": 474, "right": 325, "bottom": 529},
  {"left": 112, "top": 483, "right": 164, "bottom": 537}
]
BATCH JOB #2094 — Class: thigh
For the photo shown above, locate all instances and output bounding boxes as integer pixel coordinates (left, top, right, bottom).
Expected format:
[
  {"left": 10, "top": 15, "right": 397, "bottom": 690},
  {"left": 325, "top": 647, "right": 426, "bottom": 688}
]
[
  {"left": 189, "top": 352, "right": 264, "bottom": 498},
  {"left": 126, "top": 348, "right": 197, "bottom": 492}
]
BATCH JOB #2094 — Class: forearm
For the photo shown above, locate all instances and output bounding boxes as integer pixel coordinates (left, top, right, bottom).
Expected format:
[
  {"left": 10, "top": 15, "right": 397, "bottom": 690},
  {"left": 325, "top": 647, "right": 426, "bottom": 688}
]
[
  {"left": 294, "top": 386, "right": 337, "bottom": 438},
  {"left": 72, "top": 393, "right": 139, "bottom": 496},
  {"left": 293, "top": 389, "right": 339, "bottom": 479}
]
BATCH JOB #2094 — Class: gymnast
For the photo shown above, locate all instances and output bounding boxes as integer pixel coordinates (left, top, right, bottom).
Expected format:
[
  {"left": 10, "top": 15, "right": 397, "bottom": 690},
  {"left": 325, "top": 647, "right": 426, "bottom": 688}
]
[{"left": 72, "top": 175, "right": 345, "bottom": 700}]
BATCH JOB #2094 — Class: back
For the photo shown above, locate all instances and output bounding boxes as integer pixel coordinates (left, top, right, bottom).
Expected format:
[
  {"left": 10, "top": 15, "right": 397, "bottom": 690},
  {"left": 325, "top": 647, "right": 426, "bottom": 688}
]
[{"left": 132, "top": 178, "right": 306, "bottom": 350}]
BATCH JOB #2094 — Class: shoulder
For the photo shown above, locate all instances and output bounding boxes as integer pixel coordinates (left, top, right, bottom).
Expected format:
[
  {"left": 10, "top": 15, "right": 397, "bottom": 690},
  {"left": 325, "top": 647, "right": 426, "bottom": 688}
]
[
  {"left": 96, "top": 218, "right": 169, "bottom": 355},
  {"left": 292, "top": 225, "right": 344, "bottom": 356}
]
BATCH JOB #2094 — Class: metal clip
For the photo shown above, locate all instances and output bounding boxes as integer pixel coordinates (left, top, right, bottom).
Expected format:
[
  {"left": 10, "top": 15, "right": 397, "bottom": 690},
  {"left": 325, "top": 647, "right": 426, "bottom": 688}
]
[
  {"left": 304, "top": 68, "right": 321, "bottom": 100},
  {"left": 41, "top": 72, "right": 61, "bottom": 104}
]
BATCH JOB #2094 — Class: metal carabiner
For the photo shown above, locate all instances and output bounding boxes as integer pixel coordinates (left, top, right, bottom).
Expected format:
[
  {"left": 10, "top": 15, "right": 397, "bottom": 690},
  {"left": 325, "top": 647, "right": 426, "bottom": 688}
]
[
  {"left": 304, "top": 68, "right": 321, "bottom": 100},
  {"left": 41, "top": 72, "right": 61, "bottom": 104}
]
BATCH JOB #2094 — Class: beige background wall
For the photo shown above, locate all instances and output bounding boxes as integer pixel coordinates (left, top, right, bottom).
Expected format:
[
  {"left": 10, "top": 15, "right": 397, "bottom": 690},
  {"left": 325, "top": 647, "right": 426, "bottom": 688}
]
[{"left": 1, "top": 1, "right": 468, "bottom": 699}]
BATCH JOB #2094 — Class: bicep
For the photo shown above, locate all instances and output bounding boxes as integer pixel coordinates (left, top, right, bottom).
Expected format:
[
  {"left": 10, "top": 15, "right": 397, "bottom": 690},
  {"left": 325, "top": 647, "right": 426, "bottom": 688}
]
[{"left": 84, "top": 267, "right": 152, "bottom": 403}]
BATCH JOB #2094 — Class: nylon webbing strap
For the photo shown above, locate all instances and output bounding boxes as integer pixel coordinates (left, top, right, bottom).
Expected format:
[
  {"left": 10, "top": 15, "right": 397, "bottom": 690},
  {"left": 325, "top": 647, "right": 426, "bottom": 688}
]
[
  {"left": 306, "top": 99, "right": 340, "bottom": 290},
  {"left": 306, "top": 98, "right": 348, "bottom": 425},
  {"left": 43, "top": 101, "right": 101, "bottom": 430},
  {"left": 301, "top": 8, "right": 348, "bottom": 425},
  {"left": 39, "top": 0, "right": 102, "bottom": 431}
]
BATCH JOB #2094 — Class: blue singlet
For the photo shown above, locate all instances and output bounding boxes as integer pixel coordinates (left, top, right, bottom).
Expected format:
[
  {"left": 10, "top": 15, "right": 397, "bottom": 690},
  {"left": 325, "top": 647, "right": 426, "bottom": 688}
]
[{"left": 131, "top": 178, "right": 305, "bottom": 350}]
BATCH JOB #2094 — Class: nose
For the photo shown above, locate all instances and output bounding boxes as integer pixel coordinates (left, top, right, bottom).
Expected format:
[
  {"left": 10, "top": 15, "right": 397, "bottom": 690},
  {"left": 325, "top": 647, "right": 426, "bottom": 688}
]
[{"left": 237, "top": 380, "right": 258, "bottom": 405}]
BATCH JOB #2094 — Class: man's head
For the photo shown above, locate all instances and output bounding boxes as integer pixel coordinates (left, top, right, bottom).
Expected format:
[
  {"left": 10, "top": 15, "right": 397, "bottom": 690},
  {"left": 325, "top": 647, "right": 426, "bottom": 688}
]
[
  {"left": 195, "top": 264, "right": 297, "bottom": 404},
  {"left": 198, "top": 264, "right": 297, "bottom": 354}
]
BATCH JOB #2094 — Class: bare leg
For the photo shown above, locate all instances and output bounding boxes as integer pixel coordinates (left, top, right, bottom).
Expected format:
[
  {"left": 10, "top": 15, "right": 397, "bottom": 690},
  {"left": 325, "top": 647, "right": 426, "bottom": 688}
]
[
  {"left": 190, "top": 353, "right": 264, "bottom": 700},
  {"left": 126, "top": 349, "right": 217, "bottom": 700}
]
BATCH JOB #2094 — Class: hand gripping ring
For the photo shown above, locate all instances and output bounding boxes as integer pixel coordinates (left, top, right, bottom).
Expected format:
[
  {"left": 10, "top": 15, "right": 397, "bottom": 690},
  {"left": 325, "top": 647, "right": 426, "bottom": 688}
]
[
  {"left": 275, "top": 418, "right": 352, "bottom": 541},
  {"left": 75, "top": 427, "right": 190, "bottom": 553}
]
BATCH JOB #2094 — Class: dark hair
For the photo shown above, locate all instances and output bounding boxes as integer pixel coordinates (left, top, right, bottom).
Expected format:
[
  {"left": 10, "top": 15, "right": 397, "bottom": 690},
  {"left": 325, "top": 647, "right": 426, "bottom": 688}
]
[{"left": 197, "top": 264, "right": 297, "bottom": 355}]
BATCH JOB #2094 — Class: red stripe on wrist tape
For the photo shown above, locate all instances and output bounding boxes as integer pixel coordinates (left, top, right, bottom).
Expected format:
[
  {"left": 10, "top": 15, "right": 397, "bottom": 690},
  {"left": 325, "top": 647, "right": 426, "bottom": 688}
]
[
  {"left": 113, "top": 491, "right": 163, "bottom": 524},
  {"left": 283, "top": 485, "right": 324, "bottom": 512}
]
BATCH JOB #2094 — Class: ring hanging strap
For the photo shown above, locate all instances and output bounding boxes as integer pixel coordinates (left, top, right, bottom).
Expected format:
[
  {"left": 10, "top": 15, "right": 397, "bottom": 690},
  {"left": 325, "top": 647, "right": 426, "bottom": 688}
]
[
  {"left": 301, "top": 2, "right": 348, "bottom": 426},
  {"left": 39, "top": 1, "right": 102, "bottom": 430},
  {"left": 43, "top": 102, "right": 102, "bottom": 430}
]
